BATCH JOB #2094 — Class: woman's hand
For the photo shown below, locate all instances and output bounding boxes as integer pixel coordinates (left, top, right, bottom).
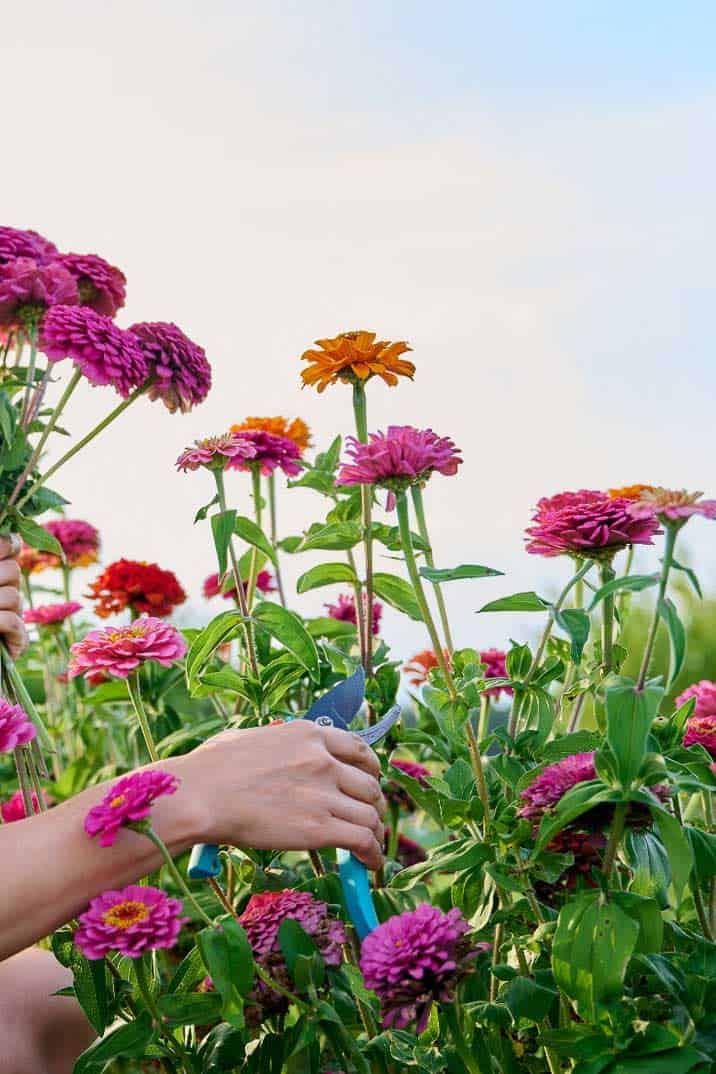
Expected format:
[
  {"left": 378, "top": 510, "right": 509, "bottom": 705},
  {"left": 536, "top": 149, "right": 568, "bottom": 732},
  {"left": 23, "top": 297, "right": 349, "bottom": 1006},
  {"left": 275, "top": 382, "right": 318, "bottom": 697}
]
[
  {"left": 179, "top": 720, "right": 387, "bottom": 871},
  {"left": 0, "top": 536, "right": 27, "bottom": 659}
]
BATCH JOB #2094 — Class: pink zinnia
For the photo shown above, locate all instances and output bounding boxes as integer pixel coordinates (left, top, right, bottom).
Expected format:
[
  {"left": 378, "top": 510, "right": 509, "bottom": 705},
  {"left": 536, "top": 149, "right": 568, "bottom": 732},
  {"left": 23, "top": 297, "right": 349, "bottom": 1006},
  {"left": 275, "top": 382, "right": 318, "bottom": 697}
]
[
  {"left": 628, "top": 487, "right": 716, "bottom": 525},
  {"left": 68, "top": 617, "right": 187, "bottom": 680},
  {"left": 0, "top": 226, "right": 57, "bottom": 265},
  {"left": 0, "top": 698, "right": 37, "bottom": 753},
  {"left": 59, "top": 253, "right": 126, "bottom": 318},
  {"left": 360, "top": 905, "right": 482, "bottom": 1031},
  {"left": 325, "top": 592, "right": 383, "bottom": 635},
  {"left": 40, "top": 305, "right": 149, "bottom": 397},
  {"left": 480, "top": 648, "right": 512, "bottom": 699},
  {"left": 84, "top": 770, "right": 180, "bottom": 847},
  {"left": 202, "top": 570, "right": 275, "bottom": 600},
  {"left": 676, "top": 680, "right": 716, "bottom": 719},
  {"left": 683, "top": 715, "right": 716, "bottom": 758},
  {"left": 129, "top": 321, "right": 212, "bottom": 414},
  {"left": 23, "top": 601, "right": 82, "bottom": 627},
  {"left": 0, "top": 788, "right": 51, "bottom": 822},
  {"left": 518, "top": 753, "right": 598, "bottom": 820},
  {"left": 336, "top": 426, "right": 462, "bottom": 494},
  {"left": 176, "top": 432, "right": 257, "bottom": 472},
  {"left": 44, "top": 519, "right": 100, "bottom": 567},
  {"left": 227, "top": 429, "right": 302, "bottom": 478},
  {"left": 525, "top": 489, "right": 660, "bottom": 559},
  {"left": 387, "top": 758, "right": 431, "bottom": 811},
  {"left": 0, "top": 257, "right": 78, "bottom": 327},
  {"left": 74, "top": 885, "right": 187, "bottom": 959}
]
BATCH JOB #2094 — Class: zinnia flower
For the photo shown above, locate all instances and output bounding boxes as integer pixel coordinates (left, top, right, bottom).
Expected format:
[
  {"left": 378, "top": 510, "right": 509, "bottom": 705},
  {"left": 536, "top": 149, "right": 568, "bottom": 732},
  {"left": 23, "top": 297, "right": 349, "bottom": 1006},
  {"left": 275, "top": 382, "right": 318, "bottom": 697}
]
[
  {"left": 675, "top": 680, "right": 716, "bottom": 718},
  {"left": 226, "top": 429, "right": 302, "bottom": 478},
  {"left": 74, "top": 885, "right": 187, "bottom": 959},
  {"left": 325, "top": 592, "right": 382, "bottom": 635},
  {"left": 683, "top": 714, "right": 716, "bottom": 758},
  {"left": 0, "top": 257, "right": 78, "bottom": 327},
  {"left": 202, "top": 570, "right": 275, "bottom": 600},
  {"left": 87, "top": 559, "right": 186, "bottom": 618},
  {"left": 59, "top": 253, "right": 126, "bottom": 317},
  {"left": 0, "top": 226, "right": 57, "bottom": 265},
  {"left": 387, "top": 758, "right": 430, "bottom": 811},
  {"left": 232, "top": 416, "right": 311, "bottom": 454},
  {"left": 480, "top": 648, "right": 512, "bottom": 698},
  {"left": 45, "top": 519, "right": 100, "bottom": 567},
  {"left": 84, "top": 770, "right": 180, "bottom": 847},
  {"left": 403, "top": 649, "right": 450, "bottom": 687},
  {"left": 628, "top": 487, "right": 716, "bottom": 526},
  {"left": 301, "top": 330, "right": 415, "bottom": 392},
  {"left": 359, "top": 904, "right": 481, "bottom": 1031},
  {"left": 68, "top": 618, "right": 187, "bottom": 680},
  {"left": 394, "top": 834, "right": 428, "bottom": 867},
  {"left": 176, "top": 432, "right": 257, "bottom": 472},
  {"left": 0, "top": 788, "right": 51, "bottom": 822},
  {"left": 337, "top": 426, "right": 461, "bottom": 497},
  {"left": 0, "top": 699, "right": 36, "bottom": 753},
  {"left": 525, "top": 489, "right": 660, "bottom": 559},
  {"left": 535, "top": 830, "right": 607, "bottom": 904},
  {"left": 129, "top": 321, "right": 211, "bottom": 413},
  {"left": 40, "top": 305, "right": 149, "bottom": 396},
  {"left": 23, "top": 601, "right": 82, "bottom": 627}
]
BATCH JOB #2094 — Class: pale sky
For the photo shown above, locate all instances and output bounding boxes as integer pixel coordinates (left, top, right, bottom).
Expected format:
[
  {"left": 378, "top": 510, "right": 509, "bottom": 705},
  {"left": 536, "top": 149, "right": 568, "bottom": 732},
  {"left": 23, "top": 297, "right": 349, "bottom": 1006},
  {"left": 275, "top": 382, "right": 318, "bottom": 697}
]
[{"left": 3, "top": 2, "right": 715, "bottom": 656}]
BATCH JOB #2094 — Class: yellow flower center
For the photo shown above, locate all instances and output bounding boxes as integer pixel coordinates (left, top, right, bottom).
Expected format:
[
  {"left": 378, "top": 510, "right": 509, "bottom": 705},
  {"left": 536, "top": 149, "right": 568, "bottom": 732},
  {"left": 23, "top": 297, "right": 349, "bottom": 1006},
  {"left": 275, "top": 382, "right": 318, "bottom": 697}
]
[
  {"left": 102, "top": 900, "right": 150, "bottom": 929},
  {"left": 109, "top": 794, "right": 126, "bottom": 808},
  {"left": 107, "top": 625, "right": 147, "bottom": 642}
]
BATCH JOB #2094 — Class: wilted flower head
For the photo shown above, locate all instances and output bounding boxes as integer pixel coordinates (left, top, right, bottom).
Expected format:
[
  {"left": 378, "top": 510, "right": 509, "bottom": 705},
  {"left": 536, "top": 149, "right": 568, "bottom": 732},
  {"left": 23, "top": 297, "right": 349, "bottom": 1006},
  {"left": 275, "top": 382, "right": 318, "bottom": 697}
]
[
  {"left": 59, "top": 253, "right": 126, "bottom": 317},
  {"left": 84, "top": 770, "right": 180, "bottom": 847},
  {"left": 337, "top": 426, "right": 461, "bottom": 497},
  {"left": 360, "top": 904, "right": 481, "bottom": 1031},
  {"left": 23, "top": 601, "right": 82, "bottom": 627},
  {"left": 40, "top": 305, "right": 149, "bottom": 397},
  {"left": 68, "top": 617, "right": 187, "bottom": 680},
  {"left": 0, "top": 699, "right": 37, "bottom": 753},
  {"left": 675, "top": 680, "right": 716, "bottom": 719},
  {"left": 74, "top": 884, "right": 187, "bottom": 959},
  {"left": 129, "top": 321, "right": 211, "bottom": 413},
  {"left": 87, "top": 559, "right": 186, "bottom": 618},
  {"left": 176, "top": 431, "right": 256, "bottom": 472},
  {"left": 232, "top": 416, "right": 311, "bottom": 453},
  {"left": 403, "top": 649, "right": 449, "bottom": 687},
  {"left": 683, "top": 714, "right": 716, "bottom": 758},
  {"left": 0, "top": 257, "right": 78, "bottom": 327},
  {"left": 301, "top": 330, "right": 415, "bottom": 392},
  {"left": 227, "top": 429, "right": 302, "bottom": 477},
  {"left": 480, "top": 648, "right": 512, "bottom": 698},
  {"left": 1, "top": 788, "right": 51, "bottom": 822},
  {"left": 0, "top": 226, "right": 57, "bottom": 265},
  {"left": 627, "top": 487, "right": 716, "bottom": 526},
  {"left": 525, "top": 489, "right": 660, "bottom": 559},
  {"left": 325, "top": 592, "right": 382, "bottom": 635},
  {"left": 202, "top": 570, "right": 275, "bottom": 601}
]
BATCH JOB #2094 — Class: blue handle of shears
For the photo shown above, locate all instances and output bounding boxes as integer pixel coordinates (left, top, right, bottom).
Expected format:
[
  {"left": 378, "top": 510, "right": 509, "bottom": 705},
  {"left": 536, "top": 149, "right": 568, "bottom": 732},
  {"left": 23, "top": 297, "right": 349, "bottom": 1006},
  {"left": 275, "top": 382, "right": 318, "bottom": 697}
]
[{"left": 188, "top": 841, "right": 222, "bottom": 880}]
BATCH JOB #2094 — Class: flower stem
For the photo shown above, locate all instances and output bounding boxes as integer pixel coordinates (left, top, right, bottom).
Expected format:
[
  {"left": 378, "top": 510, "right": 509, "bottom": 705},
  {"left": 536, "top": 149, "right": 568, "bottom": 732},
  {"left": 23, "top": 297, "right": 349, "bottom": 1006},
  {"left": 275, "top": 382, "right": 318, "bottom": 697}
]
[
  {"left": 2, "top": 646, "right": 53, "bottom": 751},
  {"left": 246, "top": 466, "right": 263, "bottom": 609},
  {"left": 213, "top": 470, "right": 260, "bottom": 681},
  {"left": 126, "top": 673, "right": 159, "bottom": 763},
  {"left": 443, "top": 1004, "right": 487, "bottom": 1074},
  {"left": 600, "top": 562, "right": 616, "bottom": 676},
  {"left": 19, "top": 323, "right": 38, "bottom": 426},
  {"left": 352, "top": 381, "right": 375, "bottom": 688},
  {"left": 133, "top": 955, "right": 163, "bottom": 1025},
  {"left": 267, "top": 474, "right": 287, "bottom": 607},
  {"left": 636, "top": 523, "right": 678, "bottom": 689},
  {"left": 602, "top": 802, "right": 627, "bottom": 881},
  {"left": 465, "top": 711, "right": 491, "bottom": 833},
  {"left": 477, "top": 694, "right": 491, "bottom": 743},
  {"left": 142, "top": 827, "right": 214, "bottom": 926},
  {"left": 410, "top": 484, "right": 454, "bottom": 654},
  {"left": 395, "top": 493, "right": 457, "bottom": 701}
]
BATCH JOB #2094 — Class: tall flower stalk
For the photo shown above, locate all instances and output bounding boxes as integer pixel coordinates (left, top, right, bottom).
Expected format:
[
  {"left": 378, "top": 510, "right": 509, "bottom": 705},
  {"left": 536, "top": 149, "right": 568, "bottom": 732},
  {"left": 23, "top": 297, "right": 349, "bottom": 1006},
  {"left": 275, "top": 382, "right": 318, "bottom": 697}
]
[
  {"left": 636, "top": 523, "right": 678, "bottom": 689},
  {"left": 410, "top": 483, "right": 454, "bottom": 654},
  {"left": 352, "top": 381, "right": 375, "bottom": 678},
  {"left": 267, "top": 473, "right": 287, "bottom": 607},
  {"left": 213, "top": 470, "right": 260, "bottom": 680}
]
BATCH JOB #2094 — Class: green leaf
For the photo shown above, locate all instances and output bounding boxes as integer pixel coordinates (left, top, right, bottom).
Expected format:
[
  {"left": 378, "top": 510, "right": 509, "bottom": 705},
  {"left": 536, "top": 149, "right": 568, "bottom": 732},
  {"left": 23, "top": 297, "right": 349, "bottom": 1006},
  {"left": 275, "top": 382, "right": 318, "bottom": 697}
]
[
  {"left": 198, "top": 1024, "right": 247, "bottom": 1072},
  {"left": 670, "top": 558, "right": 702, "bottom": 599},
  {"left": 253, "top": 602, "right": 320, "bottom": 681},
  {"left": 624, "top": 831, "right": 671, "bottom": 905},
  {"left": 168, "top": 945, "right": 208, "bottom": 993},
  {"left": 372, "top": 572, "right": 423, "bottom": 621},
  {"left": 296, "top": 562, "right": 358, "bottom": 593},
  {"left": 610, "top": 1047, "right": 709, "bottom": 1074},
  {"left": 12, "top": 513, "right": 64, "bottom": 559},
  {"left": 685, "top": 825, "right": 716, "bottom": 884},
  {"left": 234, "top": 515, "right": 277, "bottom": 565},
  {"left": 370, "top": 521, "right": 429, "bottom": 552},
  {"left": 305, "top": 616, "right": 358, "bottom": 639},
  {"left": 658, "top": 597, "right": 686, "bottom": 688},
  {"left": 478, "top": 591, "right": 551, "bottom": 613},
  {"left": 158, "top": 992, "right": 223, "bottom": 1026},
  {"left": 610, "top": 891, "right": 664, "bottom": 953},
  {"left": 555, "top": 608, "right": 591, "bottom": 663},
  {"left": 198, "top": 916, "right": 255, "bottom": 1028},
  {"left": 606, "top": 681, "right": 663, "bottom": 788},
  {"left": 298, "top": 522, "right": 362, "bottom": 551},
  {"left": 73, "top": 1011, "right": 154, "bottom": 1072},
  {"left": 647, "top": 800, "right": 694, "bottom": 901},
  {"left": 185, "top": 611, "right": 246, "bottom": 694},
  {"left": 71, "top": 952, "right": 109, "bottom": 1035},
  {"left": 211, "top": 509, "right": 236, "bottom": 577},
  {"left": 279, "top": 918, "right": 324, "bottom": 987},
  {"left": 419, "top": 563, "right": 504, "bottom": 583},
  {"left": 503, "top": 976, "right": 557, "bottom": 1024},
  {"left": 588, "top": 573, "right": 659, "bottom": 610}
]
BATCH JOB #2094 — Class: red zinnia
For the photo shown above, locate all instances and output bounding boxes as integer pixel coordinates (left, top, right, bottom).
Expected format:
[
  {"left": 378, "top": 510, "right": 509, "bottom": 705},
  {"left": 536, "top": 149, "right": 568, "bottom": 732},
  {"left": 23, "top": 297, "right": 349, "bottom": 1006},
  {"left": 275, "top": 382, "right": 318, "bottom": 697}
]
[{"left": 87, "top": 559, "right": 186, "bottom": 618}]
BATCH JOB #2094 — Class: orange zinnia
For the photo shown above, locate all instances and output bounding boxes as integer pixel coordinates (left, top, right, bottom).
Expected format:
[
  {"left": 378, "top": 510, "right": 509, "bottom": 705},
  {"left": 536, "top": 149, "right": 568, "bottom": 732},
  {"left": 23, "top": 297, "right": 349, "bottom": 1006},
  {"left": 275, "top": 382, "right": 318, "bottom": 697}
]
[
  {"left": 231, "top": 415, "right": 311, "bottom": 453},
  {"left": 607, "top": 484, "right": 655, "bottom": 501},
  {"left": 300, "top": 330, "right": 415, "bottom": 393},
  {"left": 403, "top": 649, "right": 451, "bottom": 687}
]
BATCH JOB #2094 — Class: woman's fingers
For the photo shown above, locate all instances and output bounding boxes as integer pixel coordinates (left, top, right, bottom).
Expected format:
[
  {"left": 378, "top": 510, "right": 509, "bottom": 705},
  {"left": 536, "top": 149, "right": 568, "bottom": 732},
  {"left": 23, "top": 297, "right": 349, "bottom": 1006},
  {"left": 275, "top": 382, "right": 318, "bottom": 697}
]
[
  {"left": 0, "top": 585, "right": 21, "bottom": 612},
  {"left": 323, "top": 727, "right": 381, "bottom": 779},
  {"left": 329, "top": 795, "right": 384, "bottom": 845},
  {"left": 334, "top": 760, "right": 386, "bottom": 816},
  {"left": 0, "top": 560, "right": 21, "bottom": 589},
  {"left": 0, "top": 535, "right": 21, "bottom": 560},
  {"left": 323, "top": 818, "right": 384, "bottom": 871},
  {"left": 0, "top": 612, "right": 27, "bottom": 659}
]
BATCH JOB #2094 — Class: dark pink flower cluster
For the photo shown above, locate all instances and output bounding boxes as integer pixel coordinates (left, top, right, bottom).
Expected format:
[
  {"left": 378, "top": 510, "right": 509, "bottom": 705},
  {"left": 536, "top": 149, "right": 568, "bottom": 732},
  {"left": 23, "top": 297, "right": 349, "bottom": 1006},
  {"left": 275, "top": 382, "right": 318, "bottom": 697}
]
[
  {"left": 337, "top": 426, "right": 462, "bottom": 493},
  {"left": 675, "top": 680, "right": 716, "bottom": 718},
  {"left": 23, "top": 601, "right": 81, "bottom": 627},
  {"left": 129, "top": 321, "right": 211, "bottom": 414},
  {"left": 74, "top": 884, "right": 187, "bottom": 959},
  {"left": 84, "top": 770, "right": 179, "bottom": 847},
  {"left": 525, "top": 489, "right": 660, "bottom": 559},
  {"left": 40, "top": 305, "right": 149, "bottom": 397},
  {"left": 360, "top": 904, "right": 482, "bottom": 1031},
  {"left": 683, "top": 715, "right": 716, "bottom": 758},
  {"left": 0, "top": 226, "right": 57, "bottom": 265},
  {"left": 227, "top": 429, "right": 303, "bottom": 477},
  {"left": 202, "top": 570, "right": 275, "bottom": 600},
  {"left": 0, "top": 699, "right": 36, "bottom": 754},
  {"left": 68, "top": 618, "right": 187, "bottom": 680},
  {"left": 59, "top": 253, "right": 126, "bottom": 317},
  {"left": 0, "top": 257, "right": 77, "bottom": 327},
  {"left": 325, "top": 592, "right": 383, "bottom": 635},
  {"left": 518, "top": 753, "right": 598, "bottom": 820}
]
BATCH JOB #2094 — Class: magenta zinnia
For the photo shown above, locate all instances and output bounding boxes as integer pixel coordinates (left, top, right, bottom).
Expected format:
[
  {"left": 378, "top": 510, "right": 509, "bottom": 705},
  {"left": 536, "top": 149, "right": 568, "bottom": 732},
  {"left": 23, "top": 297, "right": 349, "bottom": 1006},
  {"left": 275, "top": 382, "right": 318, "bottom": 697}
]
[
  {"left": 0, "top": 788, "right": 50, "bottom": 822},
  {"left": 0, "top": 257, "right": 78, "bottom": 327},
  {"left": 176, "top": 432, "right": 257, "bottom": 472},
  {"left": 23, "top": 601, "right": 82, "bottom": 627},
  {"left": 325, "top": 592, "right": 383, "bottom": 635},
  {"left": 480, "top": 648, "right": 512, "bottom": 698},
  {"left": 0, "top": 226, "right": 57, "bottom": 265},
  {"left": 525, "top": 489, "right": 660, "bottom": 559},
  {"left": 518, "top": 752, "right": 598, "bottom": 820},
  {"left": 68, "top": 618, "right": 187, "bottom": 680},
  {"left": 360, "top": 904, "right": 481, "bottom": 1031},
  {"left": 129, "top": 321, "right": 211, "bottom": 413},
  {"left": 84, "top": 770, "right": 180, "bottom": 847},
  {"left": 44, "top": 519, "right": 100, "bottom": 567},
  {"left": 0, "top": 699, "right": 36, "bottom": 753},
  {"left": 59, "top": 253, "right": 126, "bottom": 317},
  {"left": 337, "top": 426, "right": 462, "bottom": 495},
  {"left": 74, "top": 885, "right": 187, "bottom": 959},
  {"left": 676, "top": 680, "right": 716, "bottom": 718},
  {"left": 683, "top": 714, "right": 716, "bottom": 758},
  {"left": 227, "top": 429, "right": 302, "bottom": 477},
  {"left": 202, "top": 570, "right": 275, "bottom": 600},
  {"left": 40, "top": 305, "right": 149, "bottom": 396}
]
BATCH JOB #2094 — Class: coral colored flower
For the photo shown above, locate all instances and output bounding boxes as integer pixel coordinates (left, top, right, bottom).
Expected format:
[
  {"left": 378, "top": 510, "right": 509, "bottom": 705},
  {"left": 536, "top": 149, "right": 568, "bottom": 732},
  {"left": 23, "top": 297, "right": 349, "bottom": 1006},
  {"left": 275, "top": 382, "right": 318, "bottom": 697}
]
[
  {"left": 0, "top": 257, "right": 78, "bottom": 327},
  {"left": 87, "top": 559, "right": 186, "bottom": 618},
  {"left": 360, "top": 905, "right": 481, "bottom": 1031},
  {"left": 608, "top": 484, "right": 655, "bottom": 501},
  {"left": 403, "top": 649, "right": 450, "bottom": 687},
  {"left": 301, "top": 330, "right": 415, "bottom": 392},
  {"left": 480, "top": 648, "right": 512, "bottom": 699},
  {"left": 129, "top": 321, "right": 211, "bottom": 414},
  {"left": 59, "top": 253, "right": 126, "bottom": 317},
  {"left": 0, "top": 788, "right": 51, "bottom": 822},
  {"left": 23, "top": 601, "right": 82, "bottom": 627},
  {"left": 628, "top": 487, "right": 716, "bottom": 525},
  {"left": 227, "top": 429, "right": 302, "bottom": 478},
  {"left": 0, "top": 699, "right": 37, "bottom": 753},
  {"left": 232, "top": 416, "right": 311, "bottom": 454},
  {"left": 74, "top": 885, "right": 187, "bottom": 959},
  {"left": 176, "top": 432, "right": 256, "bottom": 472},
  {"left": 40, "top": 305, "right": 149, "bottom": 396},
  {"left": 68, "top": 618, "right": 187, "bottom": 680},
  {"left": 17, "top": 544, "right": 46, "bottom": 574},
  {"left": 337, "top": 426, "right": 461, "bottom": 497},
  {"left": 325, "top": 592, "right": 383, "bottom": 635},
  {"left": 676, "top": 680, "right": 716, "bottom": 718},
  {"left": 202, "top": 570, "right": 275, "bottom": 600},
  {"left": 84, "top": 770, "right": 180, "bottom": 847},
  {"left": 0, "top": 226, "right": 57, "bottom": 265},
  {"left": 683, "top": 714, "right": 716, "bottom": 758},
  {"left": 525, "top": 489, "right": 660, "bottom": 559}
]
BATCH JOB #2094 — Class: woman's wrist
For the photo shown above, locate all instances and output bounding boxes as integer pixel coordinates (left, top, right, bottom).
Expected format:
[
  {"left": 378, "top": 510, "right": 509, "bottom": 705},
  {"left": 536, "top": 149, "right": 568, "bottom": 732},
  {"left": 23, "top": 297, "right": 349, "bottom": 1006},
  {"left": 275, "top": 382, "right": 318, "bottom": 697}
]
[{"left": 143, "top": 754, "right": 214, "bottom": 854}]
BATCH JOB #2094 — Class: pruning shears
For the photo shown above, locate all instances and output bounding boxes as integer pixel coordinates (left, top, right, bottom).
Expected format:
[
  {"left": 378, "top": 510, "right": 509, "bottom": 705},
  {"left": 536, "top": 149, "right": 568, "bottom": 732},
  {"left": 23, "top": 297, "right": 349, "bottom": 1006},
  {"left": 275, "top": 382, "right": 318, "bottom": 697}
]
[{"left": 187, "top": 667, "right": 401, "bottom": 940}]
